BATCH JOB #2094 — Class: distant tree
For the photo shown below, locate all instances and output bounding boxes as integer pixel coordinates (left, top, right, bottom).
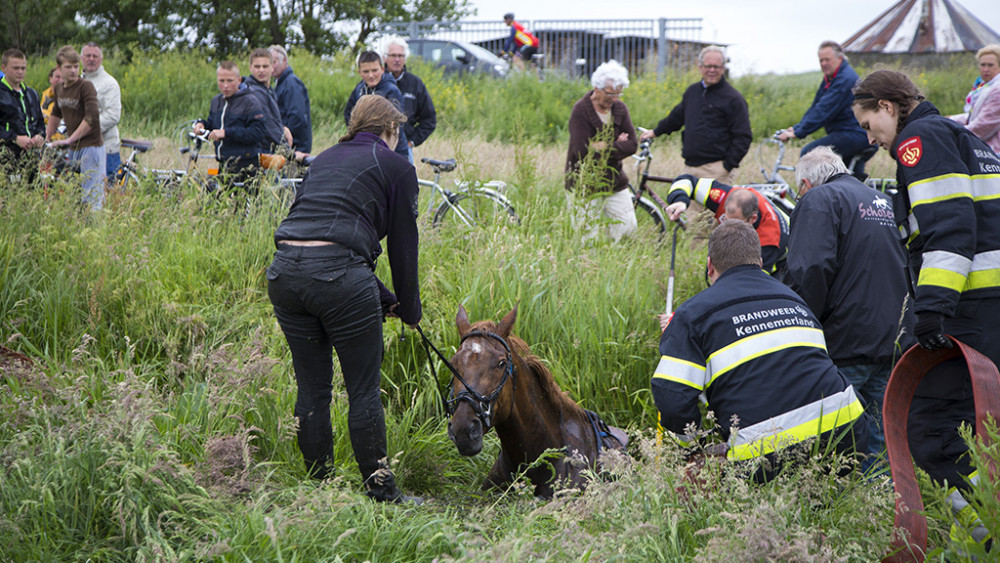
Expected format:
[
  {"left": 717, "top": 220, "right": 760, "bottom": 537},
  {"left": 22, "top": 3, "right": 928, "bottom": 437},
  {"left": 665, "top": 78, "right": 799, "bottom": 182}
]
[
  {"left": 349, "top": 0, "right": 475, "bottom": 48},
  {"left": 1, "top": 0, "right": 81, "bottom": 54},
  {"left": 296, "top": 0, "right": 355, "bottom": 54},
  {"left": 4, "top": 0, "right": 474, "bottom": 58},
  {"left": 291, "top": 0, "right": 474, "bottom": 54}
]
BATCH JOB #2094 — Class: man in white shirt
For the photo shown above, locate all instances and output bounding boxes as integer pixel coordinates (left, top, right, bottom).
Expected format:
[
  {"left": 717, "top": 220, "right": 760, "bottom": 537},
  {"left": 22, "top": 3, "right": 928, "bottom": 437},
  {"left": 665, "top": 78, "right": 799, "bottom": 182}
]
[{"left": 81, "top": 42, "right": 122, "bottom": 181}]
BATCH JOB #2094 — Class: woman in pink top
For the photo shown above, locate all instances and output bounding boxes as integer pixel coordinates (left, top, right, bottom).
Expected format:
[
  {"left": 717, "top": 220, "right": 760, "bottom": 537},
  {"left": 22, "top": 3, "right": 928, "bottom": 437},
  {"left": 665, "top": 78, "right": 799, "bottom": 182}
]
[{"left": 951, "top": 44, "right": 1000, "bottom": 154}]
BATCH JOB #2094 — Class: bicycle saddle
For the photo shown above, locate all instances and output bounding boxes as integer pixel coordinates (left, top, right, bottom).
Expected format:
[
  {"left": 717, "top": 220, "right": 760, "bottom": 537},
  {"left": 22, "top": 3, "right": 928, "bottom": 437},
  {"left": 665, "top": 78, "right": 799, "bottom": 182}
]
[
  {"left": 120, "top": 139, "right": 153, "bottom": 152},
  {"left": 421, "top": 158, "right": 457, "bottom": 172}
]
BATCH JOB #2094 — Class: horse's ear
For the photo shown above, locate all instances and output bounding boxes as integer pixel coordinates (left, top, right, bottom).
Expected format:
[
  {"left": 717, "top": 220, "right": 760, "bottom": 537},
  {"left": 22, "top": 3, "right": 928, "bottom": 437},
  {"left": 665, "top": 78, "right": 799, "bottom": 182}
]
[
  {"left": 497, "top": 302, "right": 519, "bottom": 338},
  {"left": 456, "top": 304, "right": 472, "bottom": 336}
]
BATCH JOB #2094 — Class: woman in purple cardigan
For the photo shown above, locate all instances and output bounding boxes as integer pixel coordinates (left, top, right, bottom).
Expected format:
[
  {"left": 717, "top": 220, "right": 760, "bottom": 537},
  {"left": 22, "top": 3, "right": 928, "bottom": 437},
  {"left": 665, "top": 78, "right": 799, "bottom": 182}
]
[{"left": 564, "top": 60, "right": 639, "bottom": 242}]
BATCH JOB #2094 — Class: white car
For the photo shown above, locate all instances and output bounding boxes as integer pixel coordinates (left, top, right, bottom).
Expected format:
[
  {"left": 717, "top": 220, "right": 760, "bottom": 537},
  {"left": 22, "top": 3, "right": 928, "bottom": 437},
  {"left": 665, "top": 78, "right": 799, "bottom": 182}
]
[{"left": 407, "top": 39, "right": 509, "bottom": 78}]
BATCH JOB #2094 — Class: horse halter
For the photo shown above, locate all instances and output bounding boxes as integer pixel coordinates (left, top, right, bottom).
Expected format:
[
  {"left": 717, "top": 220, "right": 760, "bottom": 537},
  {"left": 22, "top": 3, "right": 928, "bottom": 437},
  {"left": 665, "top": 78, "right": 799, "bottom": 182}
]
[{"left": 446, "top": 330, "right": 517, "bottom": 430}]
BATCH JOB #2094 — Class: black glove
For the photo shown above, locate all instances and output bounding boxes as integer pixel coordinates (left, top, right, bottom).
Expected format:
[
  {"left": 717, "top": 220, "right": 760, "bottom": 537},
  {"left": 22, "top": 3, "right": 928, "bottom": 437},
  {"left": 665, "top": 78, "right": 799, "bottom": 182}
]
[{"left": 914, "top": 312, "right": 952, "bottom": 350}]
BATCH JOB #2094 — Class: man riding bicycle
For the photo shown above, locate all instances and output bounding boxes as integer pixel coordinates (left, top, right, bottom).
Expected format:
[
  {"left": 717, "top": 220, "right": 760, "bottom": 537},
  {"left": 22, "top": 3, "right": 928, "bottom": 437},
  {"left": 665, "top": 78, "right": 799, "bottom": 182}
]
[
  {"left": 777, "top": 41, "right": 873, "bottom": 178},
  {"left": 502, "top": 13, "right": 539, "bottom": 72}
]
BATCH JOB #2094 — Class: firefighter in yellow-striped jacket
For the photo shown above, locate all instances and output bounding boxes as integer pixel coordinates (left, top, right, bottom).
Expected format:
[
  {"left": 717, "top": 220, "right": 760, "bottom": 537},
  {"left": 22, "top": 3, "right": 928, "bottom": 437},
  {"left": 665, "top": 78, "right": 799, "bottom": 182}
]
[
  {"left": 853, "top": 70, "right": 1000, "bottom": 492},
  {"left": 651, "top": 221, "right": 869, "bottom": 482}
]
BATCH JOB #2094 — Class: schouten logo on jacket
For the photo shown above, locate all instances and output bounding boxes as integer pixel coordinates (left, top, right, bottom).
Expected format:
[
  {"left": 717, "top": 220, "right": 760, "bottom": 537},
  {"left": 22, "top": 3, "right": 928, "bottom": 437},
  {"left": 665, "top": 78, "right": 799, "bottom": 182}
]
[
  {"left": 897, "top": 136, "right": 923, "bottom": 167},
  {"left": 858, "top": 196, "right": 895, "bottom": 226}
]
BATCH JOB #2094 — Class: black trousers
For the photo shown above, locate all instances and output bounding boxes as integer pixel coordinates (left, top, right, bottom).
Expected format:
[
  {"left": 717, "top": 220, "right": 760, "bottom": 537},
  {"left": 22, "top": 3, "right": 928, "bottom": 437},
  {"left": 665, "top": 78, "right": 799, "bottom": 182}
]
[
  {"left": 267, "top": 243, "right": 388, "bottom": 482},
  {"left": 908, "top": 296, "right": 1000, "bottom": 490}
]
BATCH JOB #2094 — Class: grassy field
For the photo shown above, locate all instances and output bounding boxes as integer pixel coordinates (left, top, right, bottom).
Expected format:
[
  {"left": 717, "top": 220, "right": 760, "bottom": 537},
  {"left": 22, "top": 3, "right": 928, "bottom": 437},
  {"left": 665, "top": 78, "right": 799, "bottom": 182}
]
[{"left": 1, "top": 55, "right": 994, "bottom": 561}]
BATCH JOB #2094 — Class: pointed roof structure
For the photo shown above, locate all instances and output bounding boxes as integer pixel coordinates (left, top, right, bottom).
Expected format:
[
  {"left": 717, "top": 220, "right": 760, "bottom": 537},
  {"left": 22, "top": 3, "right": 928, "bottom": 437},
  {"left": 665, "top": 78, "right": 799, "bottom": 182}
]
[{"left": 843, "top": 0, "right": 1000, "bottom": 54}]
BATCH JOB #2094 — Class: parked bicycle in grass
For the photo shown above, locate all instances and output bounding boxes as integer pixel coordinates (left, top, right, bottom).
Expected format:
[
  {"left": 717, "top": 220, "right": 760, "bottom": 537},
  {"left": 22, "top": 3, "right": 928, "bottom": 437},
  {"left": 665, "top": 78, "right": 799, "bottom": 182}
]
[
  {"left": 418, "top": 157, "right": 517, "bottom": 228},
  {"left": 628, "top": 134, "right": 674, "bottom": 235},
  {"left": 754, "top": 131, "right": 898, "bottom": 219},
  {"left": 631, "top": 131, "right": 789, "bottom": 276},
  {"left": 170, "top": 120, "right": 312, "bottom": 217},
  {"left": 115, "top": 138, "right": 189, "bottom": 193}
]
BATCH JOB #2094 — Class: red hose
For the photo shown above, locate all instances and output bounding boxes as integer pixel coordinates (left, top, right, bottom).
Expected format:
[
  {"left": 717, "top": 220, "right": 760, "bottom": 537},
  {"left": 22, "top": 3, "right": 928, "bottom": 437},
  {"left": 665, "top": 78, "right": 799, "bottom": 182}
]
[{"left": 881, "top": 337, "right": 1000, "bottom": 562}]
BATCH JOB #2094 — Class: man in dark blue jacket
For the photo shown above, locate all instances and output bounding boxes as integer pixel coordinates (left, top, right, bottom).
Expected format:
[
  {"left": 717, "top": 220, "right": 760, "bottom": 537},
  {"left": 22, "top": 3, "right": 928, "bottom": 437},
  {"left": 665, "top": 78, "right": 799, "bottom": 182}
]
[
  {"left": 344, "top": 51, "right": 410, "bottom": 161},
  {"left": 784, "top": 146, "right": 914, "bottom": 470},
  {"left": 269, "top": 45, "right": 312, "bottom": 154},
  {"left": 778, "top": 41, "right": 872, "bottom": 177},
  {"left": 639, "top": 46, "right": 751, "bottom": 185},
  {"left": 383, "top": 38, "right": 436, "bottom": 160},
  {"left": 193, "top": 61, "right": 268, "bottom": 179},
  {"left": 243, "top": 48, "right": 292, "bottom": 152},
  {"left": 0, "top": 49, "right": 45, "bottom": 168},
  {"left": 652, "top": 220, "right": 868, "bottom": 482}
]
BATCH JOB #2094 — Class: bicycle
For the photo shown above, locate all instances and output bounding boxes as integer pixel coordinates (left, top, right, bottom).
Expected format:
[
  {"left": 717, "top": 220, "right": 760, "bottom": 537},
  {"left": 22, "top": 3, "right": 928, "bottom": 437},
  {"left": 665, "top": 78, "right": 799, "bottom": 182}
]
[
  {"left": 115, "top": 138, "right": 188, "bottom": 192},
  {"left": 758, "top": 130, "right": 796, "bottom": 185},
  {"left": 628, "top": 133, "right": 676, "bottom": 236},
  {"left": 753, "top": 132, "right": 897, "bottom": 214},
  {"left": 418, "top": 157, "right": 518, "bottom": 228},
  {"left": 173, "top": 122, "right": 310, "bottom": 216}
]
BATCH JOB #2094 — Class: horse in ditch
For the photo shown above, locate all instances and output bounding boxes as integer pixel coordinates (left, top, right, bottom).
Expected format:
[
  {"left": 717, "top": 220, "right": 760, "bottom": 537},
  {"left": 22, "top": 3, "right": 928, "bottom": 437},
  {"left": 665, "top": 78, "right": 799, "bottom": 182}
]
[{"left": 446, "top": 304, "right": 628, "bottom": 498}]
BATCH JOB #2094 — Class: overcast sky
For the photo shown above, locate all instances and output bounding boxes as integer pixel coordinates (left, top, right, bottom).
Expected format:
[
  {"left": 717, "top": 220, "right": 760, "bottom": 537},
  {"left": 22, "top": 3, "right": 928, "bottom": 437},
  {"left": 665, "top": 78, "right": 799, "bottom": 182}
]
[{"left": 466, "top": 0, "right": 1000, "bottom": 75}]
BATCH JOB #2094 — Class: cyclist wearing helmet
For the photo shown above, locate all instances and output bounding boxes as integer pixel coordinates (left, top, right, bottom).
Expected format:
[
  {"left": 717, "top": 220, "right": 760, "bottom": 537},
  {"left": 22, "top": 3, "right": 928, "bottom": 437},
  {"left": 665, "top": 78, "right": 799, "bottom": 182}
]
[{"left": 502, "top": 13, "right": 539, "bottom": 70}]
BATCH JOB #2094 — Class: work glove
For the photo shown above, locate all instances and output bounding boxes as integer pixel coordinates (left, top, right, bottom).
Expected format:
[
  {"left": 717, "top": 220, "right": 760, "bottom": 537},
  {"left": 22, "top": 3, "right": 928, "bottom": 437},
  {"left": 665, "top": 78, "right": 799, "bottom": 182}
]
[{"left": 914, "top": 312, "right": 952, "bottom": 350}]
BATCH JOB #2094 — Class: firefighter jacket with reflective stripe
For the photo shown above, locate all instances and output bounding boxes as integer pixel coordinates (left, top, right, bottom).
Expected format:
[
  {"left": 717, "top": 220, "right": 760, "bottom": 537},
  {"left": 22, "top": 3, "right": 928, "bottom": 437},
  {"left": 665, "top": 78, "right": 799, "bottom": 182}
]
[
  {"left": 651, "top": 264, "right": 865, "bottom": 461},
  {"left": 891, "top": 101, "right": 1000, "bottom": 315},
  {"left": 785, "top": 172, "right": 915, "bottom": 364},
  {"left": 667, "top": 174, "right": 789, "bottom": 275}
]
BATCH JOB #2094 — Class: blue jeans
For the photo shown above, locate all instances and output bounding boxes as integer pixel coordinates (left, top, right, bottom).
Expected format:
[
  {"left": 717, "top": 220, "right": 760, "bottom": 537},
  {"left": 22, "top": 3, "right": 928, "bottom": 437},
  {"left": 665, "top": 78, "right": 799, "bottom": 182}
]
[
  {"left": 68, "top": 146, "right": 106, "bottom": 211},
  {"left": 839, "top": 362, "right": 891, "bottom": 473},
  {"left": 105, "top": 151, "right": 121, "bottom": 182},
  {"left": 802, "top": 130, "right": 872, "bottom": 176}
]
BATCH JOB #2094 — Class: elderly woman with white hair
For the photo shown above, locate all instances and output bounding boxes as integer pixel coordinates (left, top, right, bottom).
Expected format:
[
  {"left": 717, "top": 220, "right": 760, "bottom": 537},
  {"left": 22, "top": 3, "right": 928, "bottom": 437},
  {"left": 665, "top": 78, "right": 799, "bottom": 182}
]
[
  {"left": 950, "top": 44, "right": 1000, "bottom": 154},
  {"left": 565, "top": 59, "right": 639, "bottom": 242}
]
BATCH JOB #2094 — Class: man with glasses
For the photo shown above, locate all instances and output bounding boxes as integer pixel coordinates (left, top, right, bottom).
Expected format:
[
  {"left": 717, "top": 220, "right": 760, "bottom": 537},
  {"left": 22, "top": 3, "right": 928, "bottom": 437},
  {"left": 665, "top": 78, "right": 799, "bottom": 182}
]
[
  {"left": 382, "top": 37, "right": 436, "bottom": 162},
  {"left": 639, "top": 46, "right": 751, "bottom": 184},
  {"left": 777, "top": 41, "right": 871, "bottom": 178}
]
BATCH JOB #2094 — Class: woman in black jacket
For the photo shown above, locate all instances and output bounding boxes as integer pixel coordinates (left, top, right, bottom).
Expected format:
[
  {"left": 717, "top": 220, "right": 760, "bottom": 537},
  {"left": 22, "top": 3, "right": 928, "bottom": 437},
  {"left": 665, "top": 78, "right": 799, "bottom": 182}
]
[
  {"left": 853, "top": 70, "right": 1000, "bottom": 495},
  {"left": 267, "top": 95, "right": 422, "bottom": 503}
]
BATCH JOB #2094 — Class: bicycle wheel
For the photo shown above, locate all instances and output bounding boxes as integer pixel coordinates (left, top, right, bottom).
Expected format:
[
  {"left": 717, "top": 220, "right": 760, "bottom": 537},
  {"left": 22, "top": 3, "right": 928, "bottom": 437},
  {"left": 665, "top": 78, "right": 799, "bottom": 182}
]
[
  {"left": 635, "top": 196, "right": 666, "bottom": 236},
  {"left": 117, "top": 164, "right": 139, "bottom": 191},
  {"left": 432, "top": 188, "right": 519, "bottom": 228}
]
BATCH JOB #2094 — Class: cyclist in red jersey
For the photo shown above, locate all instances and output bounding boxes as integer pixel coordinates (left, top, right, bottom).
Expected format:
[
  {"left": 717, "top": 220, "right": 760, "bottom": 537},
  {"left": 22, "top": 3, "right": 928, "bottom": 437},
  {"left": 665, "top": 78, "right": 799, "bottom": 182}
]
[{"left": 503, "top": 13, "right": 539, "bottom": 70}]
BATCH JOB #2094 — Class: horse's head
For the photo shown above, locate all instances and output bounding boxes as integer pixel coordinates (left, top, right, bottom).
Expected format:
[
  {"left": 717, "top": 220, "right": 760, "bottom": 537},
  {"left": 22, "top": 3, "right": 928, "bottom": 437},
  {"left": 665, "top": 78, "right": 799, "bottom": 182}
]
[{"left": 446, "top": 304, "right": 519, "bottom": 456}]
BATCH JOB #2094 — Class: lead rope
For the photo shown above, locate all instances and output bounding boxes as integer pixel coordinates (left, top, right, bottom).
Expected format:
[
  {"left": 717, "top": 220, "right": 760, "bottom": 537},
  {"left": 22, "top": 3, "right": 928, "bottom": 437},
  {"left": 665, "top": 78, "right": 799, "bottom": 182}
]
[
  {"left": 881, "top": 337, "right": 1000, "bottom": 563},
  {"left": 414, "top": 324, "right": 457, "bottom": 414}
]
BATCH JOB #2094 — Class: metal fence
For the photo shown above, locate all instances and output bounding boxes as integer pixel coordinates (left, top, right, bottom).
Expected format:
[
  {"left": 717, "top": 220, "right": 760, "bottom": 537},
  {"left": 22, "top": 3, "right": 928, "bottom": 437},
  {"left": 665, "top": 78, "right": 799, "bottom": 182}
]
[{"left": 379, "top": 18, "right": 708, "bottom": 77}]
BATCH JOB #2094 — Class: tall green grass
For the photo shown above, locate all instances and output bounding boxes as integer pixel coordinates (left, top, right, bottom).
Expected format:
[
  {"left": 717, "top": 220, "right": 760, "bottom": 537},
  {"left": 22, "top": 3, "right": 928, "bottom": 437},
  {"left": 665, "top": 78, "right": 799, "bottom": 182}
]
[
  {"left": 3, "top": 144, "right": 993, "bottom": 561},
  {"left": 1, "top": 58, "right": 992, "bottom": 560}
]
